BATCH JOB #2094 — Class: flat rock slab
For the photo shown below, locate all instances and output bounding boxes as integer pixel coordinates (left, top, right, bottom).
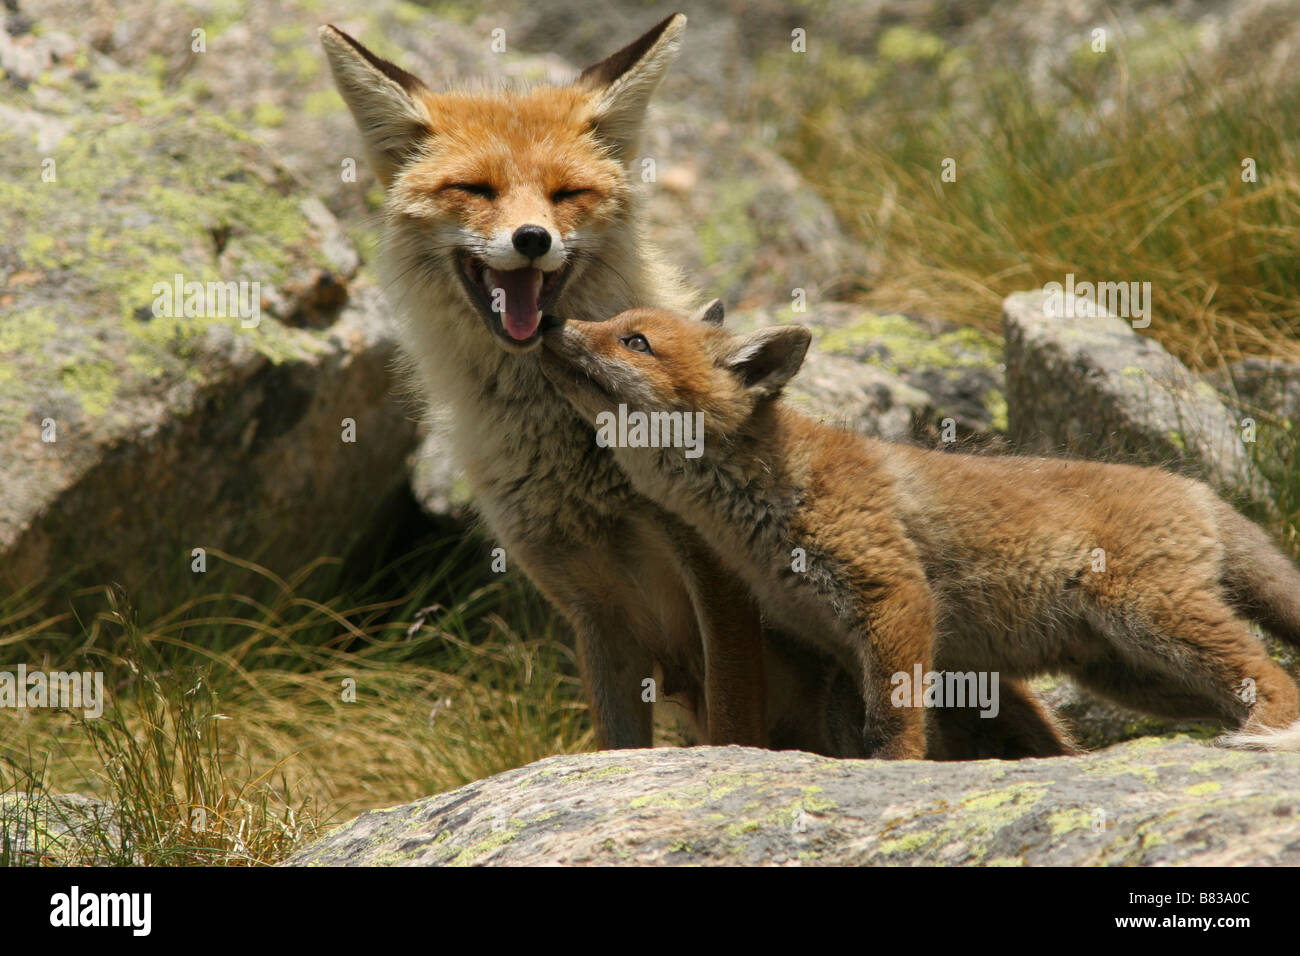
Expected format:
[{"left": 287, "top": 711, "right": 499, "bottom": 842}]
[{"left": 286, "top": 740, "right": 1300, "bottom": 866}]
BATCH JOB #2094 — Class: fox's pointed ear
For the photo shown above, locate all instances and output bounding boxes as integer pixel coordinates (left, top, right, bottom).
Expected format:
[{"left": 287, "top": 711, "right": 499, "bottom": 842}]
[
  {"left": 578, "top": 13, "right": 686, "bottom": 163},
  {"left": 725, "top": 326, "right": 811, "bottom": 399},
  {"left": 319, "top": 25, "right": 433, "bottom": 188},
  {"left": 694, "top": 299, "right": 725, "bottom": 326}
]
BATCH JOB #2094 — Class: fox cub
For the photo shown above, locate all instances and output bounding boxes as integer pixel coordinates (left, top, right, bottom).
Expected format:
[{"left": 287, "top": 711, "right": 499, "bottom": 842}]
[{"left": 540, "top": 305, "right": 1300, "bottom": 758}]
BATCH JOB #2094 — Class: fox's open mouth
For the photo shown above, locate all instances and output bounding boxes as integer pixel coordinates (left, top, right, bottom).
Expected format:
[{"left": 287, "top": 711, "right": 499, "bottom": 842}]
[{"left": 456, "top": 253, "right": 571, "bottom": 349}]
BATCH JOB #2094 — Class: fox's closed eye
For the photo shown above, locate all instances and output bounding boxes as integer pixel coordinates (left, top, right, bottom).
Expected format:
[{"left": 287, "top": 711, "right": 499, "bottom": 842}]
[
  {"left": 621, "top": 333, "right": 653, "bottom": 355},
  {"left": 444, "top": 183, "right": 497, "bottom": 199},
  {"left": 551, "top": 187, "right": 592, "bottom": 203}
]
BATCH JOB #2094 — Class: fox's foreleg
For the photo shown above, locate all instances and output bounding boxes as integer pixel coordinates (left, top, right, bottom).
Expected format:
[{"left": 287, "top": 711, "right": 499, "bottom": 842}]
[
  {"left": 666, "top": 522, "right": 768, "bottom": 747},
  {"left": 838, "top": 563, "right": 935, "bottom": 760},
  {"left": 505, "top": 534, "right": 657, "bottom": 748}
]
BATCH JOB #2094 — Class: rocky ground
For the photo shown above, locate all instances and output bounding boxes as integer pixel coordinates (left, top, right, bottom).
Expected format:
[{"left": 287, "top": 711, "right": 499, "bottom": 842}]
[{"left": 286, "top": 741, "right": 1300, "bottom": 866}]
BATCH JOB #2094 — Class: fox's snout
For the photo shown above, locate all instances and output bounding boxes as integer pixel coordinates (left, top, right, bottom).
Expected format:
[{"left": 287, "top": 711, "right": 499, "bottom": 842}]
[{"left": 512, "top": 225, "right": 552, "bottom": 260}]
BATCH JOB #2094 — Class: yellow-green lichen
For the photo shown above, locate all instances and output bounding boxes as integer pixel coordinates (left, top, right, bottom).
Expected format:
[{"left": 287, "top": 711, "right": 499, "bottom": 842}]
[
  {"left": 448, "top": 817, "right": 525, "bottom": 867},
  {"left": 1046, "top": 808, "right": 1094, "bottom": 837},
  {"left": 878, "top": 26, "right": 947, "bottom": 64},
  {"left": 817, "top": 312, "right": 1000, "bottom": 377},
  {"left": 879, "top": 830, "right": 935, "bottom": 854}
]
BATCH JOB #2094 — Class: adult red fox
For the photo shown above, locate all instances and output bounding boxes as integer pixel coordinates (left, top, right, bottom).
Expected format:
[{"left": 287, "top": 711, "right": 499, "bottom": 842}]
[{"left": 540, "top": 306, "right": 1300, "bottom": 757}]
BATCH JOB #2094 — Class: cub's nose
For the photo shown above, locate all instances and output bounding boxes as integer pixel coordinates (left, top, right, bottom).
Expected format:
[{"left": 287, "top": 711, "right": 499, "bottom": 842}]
[{"left": 512, "top": 224, "right": 552, "bottom": 260}]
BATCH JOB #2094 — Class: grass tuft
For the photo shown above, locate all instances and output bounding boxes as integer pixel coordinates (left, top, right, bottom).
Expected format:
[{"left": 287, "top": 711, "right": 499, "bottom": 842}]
[
  {"left": 1, "top": 537, "right": 591, "bottom": 865},
  {"left": 757, "top": 23, "right": 1300, "bottom": 367}
]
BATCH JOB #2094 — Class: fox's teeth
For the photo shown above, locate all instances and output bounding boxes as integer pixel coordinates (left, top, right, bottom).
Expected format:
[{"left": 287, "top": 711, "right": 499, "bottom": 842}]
[{"left": 481, "top": 268, "right": 492, "bottom": 291}]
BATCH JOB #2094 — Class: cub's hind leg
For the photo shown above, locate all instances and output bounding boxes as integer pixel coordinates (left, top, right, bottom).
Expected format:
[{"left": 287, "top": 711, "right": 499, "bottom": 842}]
[
  {"left": 1078, "top": 594, "right": 1299, "bottom": 736},
  {"left": 927, "top": 677, "right": 1078, "bottom": 759}
]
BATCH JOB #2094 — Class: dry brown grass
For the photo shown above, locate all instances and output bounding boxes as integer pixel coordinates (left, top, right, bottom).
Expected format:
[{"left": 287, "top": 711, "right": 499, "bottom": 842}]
[
  {"left": 1, "top": 544, "right": 591, "bottom": 865},
  {"left": 756, "top": 27, "right": 1300, "bottom": 369}
]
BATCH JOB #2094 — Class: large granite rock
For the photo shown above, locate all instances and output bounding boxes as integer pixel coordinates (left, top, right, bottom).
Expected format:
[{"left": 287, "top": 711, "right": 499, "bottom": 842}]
[
  {"left": 286, "top": 740, "right": 1300, "bottom": 866},
  {"left": 18, "top": 0, "right": 870, "bottom": 537},
  {"left": 1002, "top": 290, "right": 1265, "bottom": 501},
  {"left": 30, "top": 0, "right": 867, "bottom": 309},
  {"left": 733, "top": 303, "right": 1006, "bottom": 440},
  {"left": 0, "top": 18, "right": 417, "bottom": 603},
  {"left": 1213, "top": 358, "right": 1300, "bottom": 426}
]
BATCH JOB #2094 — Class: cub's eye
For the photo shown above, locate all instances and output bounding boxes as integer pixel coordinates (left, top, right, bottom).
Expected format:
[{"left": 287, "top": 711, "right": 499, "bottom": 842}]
[
  {"left": 445, "top": 183, "right": 497, "bottom": 200},
  {"left": 551, "top": 187, "right": 592, "bottom": 203},
  {"left": 621, "top": 333, "right": 653, "bottom": 355}
]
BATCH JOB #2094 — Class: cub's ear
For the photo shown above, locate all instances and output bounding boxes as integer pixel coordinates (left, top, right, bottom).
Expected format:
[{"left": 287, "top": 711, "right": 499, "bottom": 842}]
[
  {"left": 693, "top": 299, "right": 724, "bottom": 326},
  {"left": 577, "top": 13, "right": 686, "bottom": 163},
  {"left": 319, "top": 25, "right": 433, "bottom": 189},
  {"left": 725, "top": 326, "right": 811, "bottom": 399}
]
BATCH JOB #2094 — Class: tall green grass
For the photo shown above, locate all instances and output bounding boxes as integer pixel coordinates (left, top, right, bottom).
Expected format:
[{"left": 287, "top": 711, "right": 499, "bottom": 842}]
[
  {"left": 0, "top": 537, "right": 592, "bottom": 865},
  {"left": 756, "top": 23, "right": 1300, "bottom": 367}
]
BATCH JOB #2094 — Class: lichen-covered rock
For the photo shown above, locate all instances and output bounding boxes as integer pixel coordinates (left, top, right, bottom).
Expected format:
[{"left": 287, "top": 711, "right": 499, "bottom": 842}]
[
  {"left": 733, "top": 304, "right": 1006, "bottom": 440},
  {"left": 33, "top": 0, "right": 866, "bottom": 311},
  {"left": 27, "top": 0, "right": 570, "bottom": 234},
  {"left": 1002, "top": 290, "right": 1264, "bottom": 501},
  {"left": 1213, "top": 358, "right": 1300, "bottom": 426},
  {"left": 24, "top": 0, "right": 866, "bottom": 532},
  {"left": 285, "top": 741, "right": 1300, "bottom": 866},
  {"left": 0, "top": 792, "right": 119, "bottom": 866},
  {"left": 0, "top": 21, "right": 417, "bottom": 602},
  {"left": 1033, "top": 629, "right": 1300, "bottom": 751},
  {"left": 638, "top": 105, "right": 868, "bottom": 308},
  {"left": 408, "top": 428, "right": 474, "bottom": 525}
]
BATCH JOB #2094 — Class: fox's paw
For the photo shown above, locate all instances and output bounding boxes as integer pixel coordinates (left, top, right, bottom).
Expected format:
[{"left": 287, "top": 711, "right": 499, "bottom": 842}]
[{"left": 862, "top": 724, "right": 926, "bottom": 760}]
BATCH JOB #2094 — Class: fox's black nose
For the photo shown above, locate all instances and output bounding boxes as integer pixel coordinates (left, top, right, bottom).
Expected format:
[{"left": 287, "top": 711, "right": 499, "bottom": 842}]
[{"left": 512, "top": 224, "right": 552, "bottom": 260}]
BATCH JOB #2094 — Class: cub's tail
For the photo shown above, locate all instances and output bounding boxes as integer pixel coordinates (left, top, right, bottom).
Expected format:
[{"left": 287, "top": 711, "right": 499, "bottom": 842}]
[
  {"left": 1216, "top": 503, "right": 1300, "bottom": 648},
  {"left": 1219, "top": 721, "right": 1300, "bottom": 753},
  {"left": 1215, "top": 503, "right": 1300, "bottom": 752}
]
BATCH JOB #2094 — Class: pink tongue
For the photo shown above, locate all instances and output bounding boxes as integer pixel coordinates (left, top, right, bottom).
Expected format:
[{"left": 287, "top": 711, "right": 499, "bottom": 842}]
[{"left": 489, "top": 267, "right": 543, "bottom": 341}]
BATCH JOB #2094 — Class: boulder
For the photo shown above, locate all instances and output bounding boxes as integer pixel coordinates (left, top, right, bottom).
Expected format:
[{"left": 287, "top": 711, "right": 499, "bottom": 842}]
[
  {"left": 286, "top": 740, "right": 1300, "bottom": 866},
  {"left": 638, "top": 105, "right": 868, "bottom": 308},
  {"left": 0, "top": 21, "right": 417, "bottom": 604},
  {"left": 408, "top": 429, "right": 474, "bottom": 525},
  {"left": 26, "top": 0, "right": 572, "bottom": 233},
  {"left": 1213, "top": 358, "right": 1300, "bottom": 426},
  {"left": 0, "top": 792, "right": 119, "bottom": 866},
  {"left": 32, "top": 0, "right": 867, "bottom": 311},
  {"left": 1029, "top": 675, "right": 1211, "bottom": 751},
  {"left": 18, "top": 0, "right": 868, "bottom": 531},
  {"left": 1002, "top": 290, "right": 1264, "bottom": 502},
  {"left": 733, "top": 303, "right": 1006, "bottom": 440}
]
